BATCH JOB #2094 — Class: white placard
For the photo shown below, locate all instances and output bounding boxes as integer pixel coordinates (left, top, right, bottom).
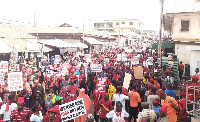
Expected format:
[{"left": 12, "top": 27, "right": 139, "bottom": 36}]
[
  {"left": 117, "top": 54, "right": 122, "bottom": 61},
  {"left": 122, "top": 54, "right": 127, "bottom": 61},
  {"left": 8, "top": 72, "right": 23, "bottom": 91},
  {"left": 91, "top": 64, "right": 102, "bottom": 72},
  {"left": 85, "top": 54, "right": 92, "bottom": 62},
  {"left": 59, "top": 98, "right": 86, "bottom": 122},
  {"left": 147, "top": 57, "right": 153, "bottom": 65},
  {"left": 0, "top": 61, "right": 8, "bottom": 72}
]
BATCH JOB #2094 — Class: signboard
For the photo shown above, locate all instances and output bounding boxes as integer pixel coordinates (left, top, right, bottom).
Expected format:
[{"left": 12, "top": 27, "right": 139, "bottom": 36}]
[
  {"left": 0, "top": 61, "right": 8, "bottom": 72},
  {"left": 104, "top": 58, "right": 109, "bottom": 64},
  {"left": 117, "top": 54, "right": 121, "bottom": 61},
  {"left": 168, "top": 53, "right": 173, "bottom": 61},
  {"left": 0, "top": 76, "right": 4, "bottom": 85},
  {"left": 134, "top": 67, "right": 143, "bottom": 79},
  {"left": 85, "top": 54, "right": 92, "bottom": 62},
  {"left": 122, "top": 54, "right": 127, "bottom": 61},
  {"left": 96, "top": 77, "right": 107, "bottom": 93},
  {"left": 54, "top": 55, "right": 60, "bottom": 64},
  {"left": 147, "top": 57, "right": 153, "bottom": 65},
  {"left": 59, "top": 98, "right": 86, "bottom": 122},
  {"left": 123, "top": 73, "right": 131, "bottom": 89},
  {"left": 132, "top": 56, "right": 139, "bottom": 64},
  {"left": 8, "top": 72, "right": 23, "bottom": 91},
  {"left": 91, "top": 64, "right": 102, "bottom": 72}
]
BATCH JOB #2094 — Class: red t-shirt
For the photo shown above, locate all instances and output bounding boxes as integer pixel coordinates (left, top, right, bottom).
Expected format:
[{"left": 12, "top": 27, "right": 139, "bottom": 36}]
[
  {"left": 179, "top": 98, "right": 187, "bottom": 119},
  {"left": 179, "top": 64, "right": 184, "bottom": 70},
  {"left": 42, "top": 115, "right": 62, "bottom": 122},
  {"left": 67, "top": 84, "right": 78, "bottom": 101},
  {"left": 99, "top": 99, "right": 112, "bottom": 118}
]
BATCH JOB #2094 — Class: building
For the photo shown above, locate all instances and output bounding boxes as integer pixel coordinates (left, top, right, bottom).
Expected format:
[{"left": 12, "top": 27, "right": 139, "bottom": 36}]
[
  {"left": 94, "top": 20, "right": 114, "bottom": 31},
  {"left": 164, "top": 11, "right": 200, "bottom": 75}
]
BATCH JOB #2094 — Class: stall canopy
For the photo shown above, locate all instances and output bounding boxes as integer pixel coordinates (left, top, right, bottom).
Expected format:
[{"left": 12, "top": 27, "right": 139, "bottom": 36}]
[
  {"left": 81, "top": 37, "right": 103, "bottom": 45},
  {"left": 152, "top": 41, "right": 175, "bottom": 49},
  {"left": 39, "top": 39, "right": 73, "bottom": 48},
  {"left": 0, "top": 39, "right": 12, "bottom": 53},
  {"left": 71, "top": 43, "right": 88, "bottom": 48}
]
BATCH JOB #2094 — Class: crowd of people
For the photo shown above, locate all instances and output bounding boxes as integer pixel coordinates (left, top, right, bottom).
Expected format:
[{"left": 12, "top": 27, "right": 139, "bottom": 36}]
[{"left": 0, "top": 45, "right": 199, "bottom": 122}]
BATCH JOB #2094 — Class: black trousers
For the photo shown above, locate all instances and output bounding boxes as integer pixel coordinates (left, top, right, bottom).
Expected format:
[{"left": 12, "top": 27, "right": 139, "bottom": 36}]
[
  {"left": 179, "top": 70, "right": 183, "bottom": 81},
  {"left": 129, "top": 106, "right": 138, "bottom": 122},
  {"left": 100, "top": 118, "right": 106, "bottom": 122}
]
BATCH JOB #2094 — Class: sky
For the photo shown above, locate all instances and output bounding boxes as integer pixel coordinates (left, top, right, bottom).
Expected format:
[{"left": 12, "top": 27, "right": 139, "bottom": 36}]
[{"left": 0, "top": 0, "right": 199, "bottom": 31}]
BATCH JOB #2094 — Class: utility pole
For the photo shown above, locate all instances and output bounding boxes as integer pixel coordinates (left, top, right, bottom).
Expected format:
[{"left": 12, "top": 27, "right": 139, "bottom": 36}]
[{"left": 158, "top": 0, "right": 164, "bottom": 58}]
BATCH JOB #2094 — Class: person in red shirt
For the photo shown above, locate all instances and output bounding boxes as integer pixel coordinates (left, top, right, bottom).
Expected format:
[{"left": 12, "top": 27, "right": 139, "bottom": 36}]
[
  {"left": 10, "top": 97, "right": 30, "bottom": 122},
  {"left": 42, "top": 106, "right": 62, "bottom": 122},
  {"left": 93, "top": 88, "right": 103, "bottom": 122},
  {"left": 179, "top": 91, "right": 187, "bottom": 122},
  {"left": 179, "top": 61, "right": 184, "bottom": 82},
  {"left": 67, "top": 80, "right": 78, "bottom": 101},
  {"left": 97, "top": 93, "right": 113, "bottom": 122}
]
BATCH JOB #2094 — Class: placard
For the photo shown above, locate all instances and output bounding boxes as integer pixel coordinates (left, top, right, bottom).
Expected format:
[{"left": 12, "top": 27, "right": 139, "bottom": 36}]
[
  {"left": 132, "top": 56, "right": 139, "bottom": 64},
  {"left": 117, "top": 54, "right": 122, "bottom": 61},
  {"left": 134, "top": 67, "right": 143, "bottom": 79},
  {"left": 123, "top": 73, "right": 131, "bottom": 89},
  {"left": 8, "top": 72, "right": 23, "bottom": 91},
  {"left": 96, "top": 77, "right": 107, "bottom": 93},
  {"left": 0, "top": 61, "right": 8, "bottom": 72},
  {"left": 91, "top": 64, "right": 102, "bottom": 72},
  {"left": 0, "top": 76, "right": 4, "bottom": 85},
  {"left": 122, "top": 54, "right": 127, "bottom": 61},
  {"left": 59, "top": 98, "right": 86, "bottom": 122},
  {"left": 147, "top": 57, "right": 153, "bottom": 66},
  {"left": 104, "top": 58, "right": 109, "bottom": 64},
  {"left": 85, "top": 54, "right": 92, "bottom": 62}
]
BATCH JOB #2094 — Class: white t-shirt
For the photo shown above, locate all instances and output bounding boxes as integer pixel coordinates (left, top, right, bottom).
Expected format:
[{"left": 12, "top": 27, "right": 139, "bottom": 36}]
[
  {"left": 113, "top": 94, "right": 129, "bottom": 110},
  {"left": 106, "top": 110, "right": 129, "bottom": 122},
  {"left": 0, "top": 103, "right": 18, "bottom": 121},
  {"left": 30, "top": 111, "right": 43, "bottom": 122}
]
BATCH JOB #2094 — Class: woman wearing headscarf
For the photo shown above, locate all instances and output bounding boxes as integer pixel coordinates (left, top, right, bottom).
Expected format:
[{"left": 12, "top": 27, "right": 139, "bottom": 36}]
[
  {"left": 77, "top": 89, "right": 92, "bottom": 122},
  {"left": 30, "top": 103, "right": 43, "bottom": 122}
]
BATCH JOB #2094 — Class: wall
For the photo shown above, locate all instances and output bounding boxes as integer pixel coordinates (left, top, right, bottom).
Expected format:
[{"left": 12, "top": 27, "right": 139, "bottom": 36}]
[
  {"left": 190, "top": 50, "right": 200, "bottom": 75},
  {"left": 175, "top": 43, "right": 191, "bottom": 64},
  {"left": 172, "top": 13, "right": 200, "bottom": 40},
  {"left": 112, "top": 20, "right": 141, "bottom": 30}
]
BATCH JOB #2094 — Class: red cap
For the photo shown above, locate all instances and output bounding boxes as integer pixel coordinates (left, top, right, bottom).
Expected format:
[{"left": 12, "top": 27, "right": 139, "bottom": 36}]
[
  {"left": 17, "top": 97, "right": 25, "bottom": 104},
  {"left": 153, "top": 98, "right": 160, "bottom": 104},
  {"left": 190, "top": 75, "right": 199, "bottom": 81},
  {"left": 160, "top": 105, "right": 168, "bottom": 115},
  {"left": 148, "top": 83, "right": 153, "bottom": 88},
  {"left": 181, "top": 91, "right": 186, "bottom": 97}
]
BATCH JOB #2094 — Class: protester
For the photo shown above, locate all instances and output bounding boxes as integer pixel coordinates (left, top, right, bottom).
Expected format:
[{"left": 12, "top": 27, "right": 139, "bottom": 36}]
[
  {"left": 30, "top": 103, "right": 43, "bottom": 122},
  {"left": 67, "top": 80, "right": 78, "bottom": 101},
  {"left": 178, "top": 91, "right": 187, "bottom": 122},
  {"left": 18, "top": 86, "right": 32, "bottom": 109},
  {"left": 113, "top": 87, "right": 129, "bottom": 110},
  {"left": 147, "top": 87, "right": 159, "bottom": 110},
  {"left": 178, "top": 61, "right": 184, "bottom": 82},
  {"left": 164, "top": 82, "right": 176, "bottom": 98},
  {"left": 41, "top": 106, "right": 62, "bottom": 122},
  {"left": 157, "top": 105, "right": 169, "bottom": 122}
]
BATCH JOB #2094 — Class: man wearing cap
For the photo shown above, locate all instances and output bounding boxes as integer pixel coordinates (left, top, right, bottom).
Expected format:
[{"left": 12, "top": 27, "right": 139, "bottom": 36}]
[
  {"left": 157, "top": 105, "right": 169, "bottom": 122},
  {"left": 32, "top": 79, "right": 45, "bottom": 99},
  {"left": 158, "top": 89, "right": 180, "bottom": 122},
  {"left": 0, "top": 94, "right": 17, "bottom": 122},
  {"left": 42, "top": 106, "right": 62, "bottom": 122},
  {"left": 10, "top": 97, "right": 30, "bottom": 122},
  {"left": 178, "top": 90, "right": 187, "bottom": 122},
  {"left": 18, "top": 86, "right": 32, "bottom": 109},
  {"left": 179, "top": 61, "right": 184, "bottom": 82}
]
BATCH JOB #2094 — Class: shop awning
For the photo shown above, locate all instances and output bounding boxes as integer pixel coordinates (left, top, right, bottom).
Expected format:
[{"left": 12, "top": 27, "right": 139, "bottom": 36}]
[
  {"left": 39, "top": 39, "right": 73, "bottom": 48},
  {"left": 71, "top": 43, "right": 88, "bottom": 48},
  {"left": 0, "top": 39, "right": 12, "bottom": 53},
  {"left": 81, "top": 37, "right": 103, "bottom": 45},
  {"left": 152, "top": 41, "right": 175, "bottom": 49}
]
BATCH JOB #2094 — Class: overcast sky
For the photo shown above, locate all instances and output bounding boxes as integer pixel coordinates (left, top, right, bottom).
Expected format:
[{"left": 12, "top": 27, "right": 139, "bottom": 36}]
[{"left": 0, "top": 0, "right": 199, "bottom": 31}]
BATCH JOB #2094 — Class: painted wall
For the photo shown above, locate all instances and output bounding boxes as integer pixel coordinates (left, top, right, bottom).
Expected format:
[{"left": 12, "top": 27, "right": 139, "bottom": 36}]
[
  {"left": 175, "top": 43, "right": 191, "bottom": 65},
  {"left": 190, "top": 50, "right": 200, "bottom": 75}
]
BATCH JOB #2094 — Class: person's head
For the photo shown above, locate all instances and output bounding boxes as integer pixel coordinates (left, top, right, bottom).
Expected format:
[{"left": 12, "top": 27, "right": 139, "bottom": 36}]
[
  {"left": 49, "top": 88, "right": 54, "bottom": 94},
  {"left": 32, "top": 103, "right": 42, "bottom": 113},
  {"left": 151, "top": 87, "right": 157, "bottom": 94},
  {"left": 17, "top": 97, "right": 25, "bottom": 111},
  {"left": 104, "top": 93, "right": 109, "bottom": 101},
  {"left": 65, "top": 74, "right": 69, "bottom": 79},
  {"left": 55, "top": 96, "right": 63, "bottom": 105},
  {"left": 116, "top": 101, "right": 122, "bottom": 112},
  {"left": 191, "top": 75, "right": 199, "bottom": 83},
  {"left": 166, "top": 82, "right": 172, "bottom": 90},
  {"left": 195, "top": 68, "right": 199, "bottom": 73},
  {"left": 71, "top": 80, "right": 75, "bottom": 85},
  {"left": 159, "top": 105, "right": 168, "bottom": 118},
  {"left": 47, "top": 106, "right": 57, "bottom": 120},
  {"left": 158, "top": 89, "right": 166, "bottom": 100},
  {"left": 8, "top": 94, "right": 16, "bottom": 103},
  {"left": 116, "top": 87, "right": 122, "bottom": 94},
  {"left": 85, "top": 114, "right": 95, "bottom": 122},
  {"left": 141, "top": 102, "right": 149, "bottom": 109},
  {"left": 181, "top": 90, "right": 186, "bottom": 98},
  {"left": 153, "top": 97, "right": 160, "bottom": 106},
  {"left": 141, "top": 117, "right": 150, "bottom": 122},
  {"left": 34, "top": 79, "right": 39, "bottom": 87},
  {"left": 35, "top": 92, "right": 41, "bottom": 100},
  {"left": 131, "top": 84, "right": 136, "bottom": 90}
]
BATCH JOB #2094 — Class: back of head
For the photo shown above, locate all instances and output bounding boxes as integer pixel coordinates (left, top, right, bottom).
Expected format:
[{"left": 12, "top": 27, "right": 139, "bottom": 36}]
[
  {"left": 8, "top": 94, "right": 15, "bottom": 101},
  {"left": 117, "top": 87, "right": 122, "bottom": 94},
  {"left": 166, "top": 82, "right": 172, "bottom": 89},
  {"left": 141, "top": 102, "right": 149, "bottom": 109},
  {"left": 141, "top": 117, "right": 150, "bottom": 122},
  {"left": 151, "top": 87, "right": 157, "bottom": 94},
  {"left": 32, "top": 103, "right": 40, "bottom": 113}
]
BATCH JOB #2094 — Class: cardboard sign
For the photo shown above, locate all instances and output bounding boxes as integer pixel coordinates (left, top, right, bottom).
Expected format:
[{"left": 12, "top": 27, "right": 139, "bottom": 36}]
[
  {"left": 59, "top": 98, "right": 86, "bottom": 122},
  {"left": 123, "top": 73, "right": 131, "bottom": 89},
  {"left": 0, "top": 76, "right": 4, "bottom": 85},
  {"left": 147, "top": 57, "right": 153, "bottom": 66},
  {"left": 91, "top": 64, "right": 102, "bottom": 72},
  {"left": 96, "top": 77, "right": 107, "bottom": 93},
  {"left": 132, "top": 56, "right": 139, "bottom": 64},
  {"left": 134, "top": 67, "right": 143, "bottom": 79},
  {"left": 8, "top": 72, "right": 23, "bottom": 91},
  {"left": 85, "top": 54, "right": 92, "bottom": 62},
  {"left": 0, "top": 61, "right": 8, "bottom": 72}
]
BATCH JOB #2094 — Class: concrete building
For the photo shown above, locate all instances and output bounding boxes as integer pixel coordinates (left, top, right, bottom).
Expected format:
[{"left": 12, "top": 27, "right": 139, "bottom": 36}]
[{"left": 164, "top": 11, "right": 200, "bottom": 75}]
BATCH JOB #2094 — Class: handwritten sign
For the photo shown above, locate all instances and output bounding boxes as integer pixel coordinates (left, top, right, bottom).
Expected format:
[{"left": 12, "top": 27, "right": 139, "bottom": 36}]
[
  {"left": 59, "top": 98, "right": 86, "bottom": 122},
  {"left": 122, "top": 54, "right": 127, "bottom": 61},
  {"left": 134, "top": 67, "right": 143, "bottom": 79},
  {"left": 117, "top": 54, "right": 122, "bottom": 61},
  {"left": 147, "top": 57, "right": 153, "bottom": 65},
  {"left": 132, "top": 56, "right": 139, "bottom": 64},
  {"left": 96, "top": 77, "right": 107, "bottom": 93},
  {"left": 0, "top": 61, "right": 8, "bottom": 72},
  {"left": 85, "top": 54, "right": 92, "bottom": 62},
  {"left": 8, "top": 72, "right": 23, "bottom": 91},
  {"left": 91, "top": 64, "right": 102, "bottom": 72},
  {"left": 123, "top": 73, "right": 131, "bottom": 89}
]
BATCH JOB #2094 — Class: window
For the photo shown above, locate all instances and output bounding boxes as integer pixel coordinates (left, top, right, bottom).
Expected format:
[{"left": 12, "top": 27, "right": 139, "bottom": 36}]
[
  {"left": 116, "top": 22, "right": 119, "bottom": 25},
  {"left": 121, "top": 22, "right": 125, "bottom": 24},
  {"left": 181, "top": 20, "right": 190, "bottom": 31},
  {"left": 129, "top": 22, "right": 133, "bottom": 25}
]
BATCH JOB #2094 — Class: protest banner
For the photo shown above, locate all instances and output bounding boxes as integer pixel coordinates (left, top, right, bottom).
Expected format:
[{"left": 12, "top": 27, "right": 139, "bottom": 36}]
[
  {"left": 134, "top": 66, "right": 143, "bottom": 79},
  {"left": 85, "top": 54, "right": 92, "bottom": 62},
  {"left": 117, "top": 54, "right": 122, "bottom": 61},
  {"left": 132, "top": 56, "right": 139, "bottom": 64},
  {"left": 59, "top": 98, "right": 86, "bottom": 122},
  {"left": 96, "top": 77, "right": 107, "bottom": 93},
  {"left": 54, "top": 55, "right": 60, "bottom": 64},
  {"left": 122, "top": 54, "right": 127, "bottom": 61},
  {"left": 0, "top": 75, "right": 4, "bottom": 85},
  {"left": 104, "top": 58, "right": 109, "bottom": 64},
  {"left": 91, "top": 64, "right": 102, "bottom": 72},
  {"left": 123, "top": 73, "right": 131, "bottom": 89},
  {"left": 8, "top": 72, "right": 23, "bottom": 91},
  {"left": 0, "top": 61, "right": 8, "bottom": 72},
  {"left": 147, "top": 57, "right": 153, "bottom": 65}
]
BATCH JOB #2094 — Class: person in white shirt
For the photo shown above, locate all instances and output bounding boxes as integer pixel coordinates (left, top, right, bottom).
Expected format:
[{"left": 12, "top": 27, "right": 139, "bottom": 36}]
[
  {"left": 106, "top": 101, "right": 129, "bottom": 122},
  {"left": 113, "top": 87, "right": 129, "bottom": 110},
  {"left": 0, "top": 94, "right": 17, "bottom": 121}
]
